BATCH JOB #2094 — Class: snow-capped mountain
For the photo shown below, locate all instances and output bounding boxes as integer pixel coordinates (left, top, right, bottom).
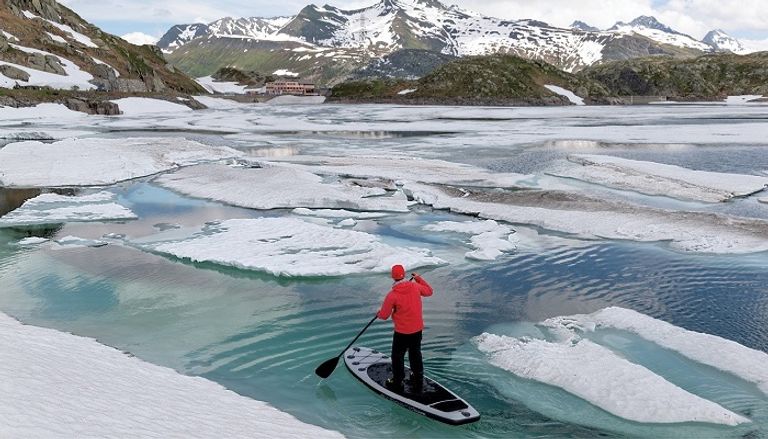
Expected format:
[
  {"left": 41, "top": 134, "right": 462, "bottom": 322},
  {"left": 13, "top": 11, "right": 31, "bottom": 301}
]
[
  {"left": 158, "top": 0, "right": 751, "bottom": 80},
  {"left": 570, "top": 21, "right": 600, "bottom": 32},
  {"left": 608, "top": 15, "right": 711, "bottom": 51},
  {"left": 157, "top": 17, "right": 292, "bottom": 53},
  {"left": 703, "top": 29, "right": 747, "bottom": 54}
]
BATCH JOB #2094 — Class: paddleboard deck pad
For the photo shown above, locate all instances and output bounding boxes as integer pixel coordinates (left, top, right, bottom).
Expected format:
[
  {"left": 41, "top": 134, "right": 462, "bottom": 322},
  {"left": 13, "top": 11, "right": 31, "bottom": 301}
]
[{"left": 344, "top": 346, "right": 480, "bottom": 425}]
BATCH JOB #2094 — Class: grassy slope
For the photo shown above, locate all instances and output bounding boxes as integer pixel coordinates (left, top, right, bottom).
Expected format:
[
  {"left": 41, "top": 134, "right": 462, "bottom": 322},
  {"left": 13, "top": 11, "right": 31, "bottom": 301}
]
[
  {"left": 580, "top": 52, "right": 768, "bottom": 97},
  {"left": 332, "top": 54, "right": 610, "bottom": 104}
]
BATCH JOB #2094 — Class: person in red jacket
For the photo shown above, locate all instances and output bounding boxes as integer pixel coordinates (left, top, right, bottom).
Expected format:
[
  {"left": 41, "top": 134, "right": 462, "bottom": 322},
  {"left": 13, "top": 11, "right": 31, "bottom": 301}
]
[{"left": 377, "top": 264, "right": 433, "bottom": 393}]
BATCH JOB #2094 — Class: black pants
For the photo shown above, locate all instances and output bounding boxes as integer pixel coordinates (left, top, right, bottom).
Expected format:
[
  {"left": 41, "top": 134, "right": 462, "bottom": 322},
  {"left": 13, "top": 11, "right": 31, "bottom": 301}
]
[{"left": 391, "top": 330, "right": 423, "bottom": 384}]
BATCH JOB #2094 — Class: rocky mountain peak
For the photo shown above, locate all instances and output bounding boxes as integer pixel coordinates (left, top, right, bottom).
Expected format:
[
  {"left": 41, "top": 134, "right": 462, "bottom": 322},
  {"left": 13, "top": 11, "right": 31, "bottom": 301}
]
[
  {"left": 703, "top": 29, "right": 746, "bottom": 53},
  {"left": 570, "top": 20, "right": 600, "bottom": 32}
]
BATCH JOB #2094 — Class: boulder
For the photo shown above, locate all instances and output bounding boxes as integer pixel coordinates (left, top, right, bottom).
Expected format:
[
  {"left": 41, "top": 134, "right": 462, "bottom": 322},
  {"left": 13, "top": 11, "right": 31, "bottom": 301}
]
[{"left": 0, "top": 64, "right": 30, "bottom": 81}]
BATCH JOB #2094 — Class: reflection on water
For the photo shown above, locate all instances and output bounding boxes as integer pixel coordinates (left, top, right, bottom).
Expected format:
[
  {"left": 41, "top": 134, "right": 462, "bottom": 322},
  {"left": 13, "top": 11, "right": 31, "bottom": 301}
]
[{"left": 0, "top": 188, "right": 41, "bottom": 217}]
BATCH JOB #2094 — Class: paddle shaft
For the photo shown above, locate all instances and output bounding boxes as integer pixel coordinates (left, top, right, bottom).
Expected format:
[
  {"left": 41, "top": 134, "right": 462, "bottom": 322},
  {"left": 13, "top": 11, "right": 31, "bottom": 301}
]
[{"left": 337, "top": 314, "right": 378, "bottom": 359}]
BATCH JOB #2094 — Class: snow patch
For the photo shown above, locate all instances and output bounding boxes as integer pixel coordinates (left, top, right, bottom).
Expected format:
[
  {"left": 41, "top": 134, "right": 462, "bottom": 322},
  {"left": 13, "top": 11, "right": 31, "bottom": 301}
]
[
  {"left": 111, "top": 98, "right": 194, "bottom": 115},
  {"left": 273, "top": 69, "right": 299, "bottom": 77},
  {"left": 725, "top": 95, "right": 764, "bottom": 105},
  {"left": 397, "top": 88, "right": 417, "bottom": 95},
  {"left": 544, "top": 85, "right": 585, "bottom": 105},
  {"left": 0, "top": 311, "right": 343, "bottom": 438},
  {"left": 0, "top": 138, "right": 240, "bottom": 187},
  {"left": 43, "top": 18, "right": 99, "bottom": 48},
  {"left": 473, "top": 332, "right": 748, "bottom": 425},
  {"left": 196, "top": 76, "right": 249, "bottom": 94},
  {"left": 134, "top": 218, "right": 445, "bottom": 277},
  {"left": 1, "top": 45, "right": 95, "bottom": 90}
]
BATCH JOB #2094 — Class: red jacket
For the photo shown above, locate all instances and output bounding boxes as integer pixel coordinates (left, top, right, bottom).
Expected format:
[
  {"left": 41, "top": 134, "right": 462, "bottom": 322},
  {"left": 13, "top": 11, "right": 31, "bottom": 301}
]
[{"left": 377, "top": 275, "right": 433, "bottom": 334}]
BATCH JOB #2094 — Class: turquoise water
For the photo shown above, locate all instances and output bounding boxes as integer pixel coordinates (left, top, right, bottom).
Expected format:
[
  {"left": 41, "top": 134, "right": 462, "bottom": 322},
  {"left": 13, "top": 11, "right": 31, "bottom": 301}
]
[
  {"left": 3, "top": 103, "right": 768, "bottom": 438},
  {"left": 1, "top": 180, "right": 767, "bottom": 438}
]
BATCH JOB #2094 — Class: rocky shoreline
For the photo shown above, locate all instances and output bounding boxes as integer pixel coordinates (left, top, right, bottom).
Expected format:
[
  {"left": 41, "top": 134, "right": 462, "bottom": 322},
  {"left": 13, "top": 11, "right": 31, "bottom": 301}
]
[{"left": 0, "top": 89, "right": 206, "bottom": 114}]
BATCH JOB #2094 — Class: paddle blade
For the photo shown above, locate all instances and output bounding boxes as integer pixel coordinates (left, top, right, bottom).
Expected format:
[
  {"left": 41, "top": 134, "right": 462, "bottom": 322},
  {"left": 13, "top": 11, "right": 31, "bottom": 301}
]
[{"left": 315, "top": 357, "right": 339, "bottom": 379}]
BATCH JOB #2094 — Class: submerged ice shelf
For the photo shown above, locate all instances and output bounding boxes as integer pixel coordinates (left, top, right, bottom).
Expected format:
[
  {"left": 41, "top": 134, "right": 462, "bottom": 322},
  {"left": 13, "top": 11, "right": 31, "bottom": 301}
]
[
  {"left": 473, "top": 332, "right": 748, "bottom": 426},
  {"left": 0, "top": 311, "right": 343, "bottom": 438},
  {"left": 551, "top": 154, "right": 768, "bottom": 202},
  {"left": 543, "top": 307, "right": 768, "bottom": 396},
  {"left": 133, "top": 218, "right": 445, "bottom": 277},
  {"left": 473, "top": 307, "right": 768, "bottom": 427},
  {"left": 0, "top": 191, "right": 136, "bottom": 227}
]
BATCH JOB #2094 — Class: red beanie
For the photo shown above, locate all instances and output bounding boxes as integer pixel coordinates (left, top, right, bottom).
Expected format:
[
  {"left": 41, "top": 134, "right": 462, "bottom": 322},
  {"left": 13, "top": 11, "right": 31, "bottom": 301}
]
[{"left": 391, "top": 264, "right": 406, "bottom": 280}]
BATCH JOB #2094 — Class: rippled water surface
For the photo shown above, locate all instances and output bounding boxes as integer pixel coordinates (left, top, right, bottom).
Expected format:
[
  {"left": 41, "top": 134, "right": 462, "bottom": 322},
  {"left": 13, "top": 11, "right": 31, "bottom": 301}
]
[{"left": 2, "top": 103, "right": 768, "bottom": 438}]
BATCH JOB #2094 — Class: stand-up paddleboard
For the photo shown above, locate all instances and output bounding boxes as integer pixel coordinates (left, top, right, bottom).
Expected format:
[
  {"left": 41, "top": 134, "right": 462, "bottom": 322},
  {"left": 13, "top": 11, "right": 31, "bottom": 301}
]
[{"left": 344, "top": 346, "right": 480, "bottom": 425}]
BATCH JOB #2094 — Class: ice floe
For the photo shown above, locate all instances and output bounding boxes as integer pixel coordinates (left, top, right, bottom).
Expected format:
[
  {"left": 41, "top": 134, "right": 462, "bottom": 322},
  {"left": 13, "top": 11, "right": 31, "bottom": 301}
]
[
  {"left": 14, "top": 237, "right": 49, "bottom": 246},
  {"left": 265, "top": 95, "right": 326, "bottom": 105},
  {"left": 53, "top": 235, "right": 108, "bottom": 248},
  {"left": 726, "top": 95, "right": 764, "bottom": 105},
  {"left": 0, "top": 192, "right": 136, "bottom": 227},
  {"left": 291, "top": 208, "right": 392, "bottom": 219},
  {"left": 266, "top": 155, "right": 532, "bottom": 188},
  {"left": 542, "top": 307, "right": 768, "bottom": 396},
  {"left": 424, "top": 219, "right": 518, "bottom": 260},
  {"left": 544, "top": 85, "right": 585, "bottom": 106},
  {"left": 134, "top": 218, "right": 445, "bottom": 277},
  {"left": 404, "top": 182, "right": 768, "bottom": 254},
  {"left": 552, "top": 154, "right": 768, "bottom": 202},
  {"left": 154, "top": 164, "right": 410, "bottom": 212},
  {"left": 0, "top": 138, "right": 240, "bottom": 187},
  {"left": 0, "top": 311, "right": 343, "bottom": 438},
  {"left": 473, "top": 332, "right": 748, "bottom": 426},
  {"left": 111, "top": 98, "right": 194, "bottom": 115}
]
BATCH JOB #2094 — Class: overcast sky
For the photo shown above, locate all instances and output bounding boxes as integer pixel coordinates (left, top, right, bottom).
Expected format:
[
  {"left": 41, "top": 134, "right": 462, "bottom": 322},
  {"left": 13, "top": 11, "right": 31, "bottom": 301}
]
[{"left": 59, "top": 0, "right": 768, "bottom": 48}]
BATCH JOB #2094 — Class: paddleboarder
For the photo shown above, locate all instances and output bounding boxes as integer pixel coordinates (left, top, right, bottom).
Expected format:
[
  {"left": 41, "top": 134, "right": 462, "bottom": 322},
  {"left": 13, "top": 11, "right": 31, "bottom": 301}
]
[{"left": 377, "top": 264, "right": 433, "bottom": 393}]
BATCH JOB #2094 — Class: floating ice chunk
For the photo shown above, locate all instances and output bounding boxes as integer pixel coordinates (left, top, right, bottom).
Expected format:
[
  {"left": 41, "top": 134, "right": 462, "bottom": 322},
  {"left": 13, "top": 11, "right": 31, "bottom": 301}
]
[
  {"left": 759, "top": 198, "right": 768, "bottom": 204},
  {"left": 337, "top": 218, "right": 357, "bottom": 227},
  {"left": 14, "top": 237, "right": 49, "bottom": 246},
  {"left": 473, "top": 333, "right": 748, "bottom": 425},
  {"left": 0, "top": 192, "right": 136, "bottom": 227},
  {"left": 404, "top": 182, "right": 768, "bottom": 254},
  {"left": 425, "top": 220, "right": 517, "bottom": 260},
  {"left": 0, "top": 138, "right": 240, "bottom": 187},
  {"left": 553, "top": 154, "right": 768, "bottom": 202},
  {"left": 193, "top": 95, "right": 246, "bottom": 109},
  {"left": 725, "top": 95, "right": 763, "bottom": 105},
  {"left": 0, "top": 311, "right": 343, "bottom": 438},
  {"left": 292, "top": 208, "right": 392, "bottom": 219},
  {"left": 266, "top": 155, "right": 531, "bottom": 188},
  {"left": 54, "top": 235, "right": 108, "bottom": 248},
  {"left": 155, "top": 164, "right": 410, "bottom": 212},
  {"left": 111, "top": 98, "right": 194, "bottom": 115},
  {"left": 543, "top": 307, "right": 768, "bottom": 396},
  {"left": 135, "top": 218, "right": 445, "bottom": 277},
  {"left": 544, "top": 85, "right": 585, "bottom": 106}
]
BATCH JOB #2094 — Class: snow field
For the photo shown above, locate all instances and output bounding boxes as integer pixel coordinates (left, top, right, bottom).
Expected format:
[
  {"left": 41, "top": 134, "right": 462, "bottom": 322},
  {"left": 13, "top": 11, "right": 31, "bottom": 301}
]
[{"left": 0, "top": 311, "right": 343, "bottom": 438}]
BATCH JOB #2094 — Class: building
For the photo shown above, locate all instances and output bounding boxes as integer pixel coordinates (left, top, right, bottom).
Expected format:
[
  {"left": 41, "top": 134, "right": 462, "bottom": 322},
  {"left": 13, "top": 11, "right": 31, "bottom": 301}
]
[{"left": 265, "top": 81, "right": 316, "bottom": 96}]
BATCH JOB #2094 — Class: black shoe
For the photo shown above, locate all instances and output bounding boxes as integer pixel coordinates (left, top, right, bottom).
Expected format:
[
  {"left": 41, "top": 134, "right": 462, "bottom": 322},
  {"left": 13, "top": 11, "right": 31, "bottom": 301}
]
[
  {"left": 408, "top": 374, "right": 424, "bottom": 394},
  {"left": 385, "top": 378, "right": 403, "bottom": 392}
]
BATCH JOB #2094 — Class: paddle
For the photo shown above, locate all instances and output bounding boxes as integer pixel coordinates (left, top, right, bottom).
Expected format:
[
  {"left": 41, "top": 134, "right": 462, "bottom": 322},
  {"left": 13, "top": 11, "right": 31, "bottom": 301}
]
[{"left": 315, "top": 314, "right": 378, "bottom": 379}]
